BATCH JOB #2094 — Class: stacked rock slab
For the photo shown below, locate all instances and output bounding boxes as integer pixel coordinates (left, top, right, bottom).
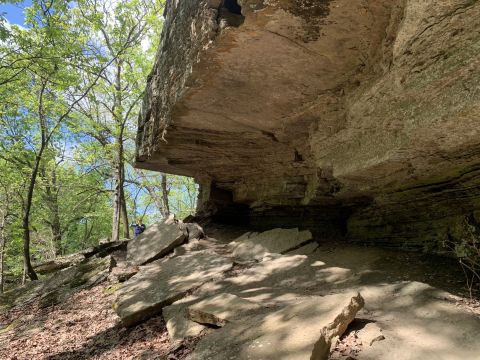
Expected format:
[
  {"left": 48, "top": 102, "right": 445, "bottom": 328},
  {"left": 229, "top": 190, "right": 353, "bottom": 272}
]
[
  {"left": 163, "top": 296, "right": 208, "bottom": 343},
  {"left": 114, "top": 250, "right": 232, "bottom": 327}
]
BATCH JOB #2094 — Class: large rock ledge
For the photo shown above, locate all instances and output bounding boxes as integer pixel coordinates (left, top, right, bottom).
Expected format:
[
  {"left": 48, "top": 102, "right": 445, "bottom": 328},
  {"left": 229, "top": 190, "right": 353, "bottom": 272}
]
[{"left": 136, "top": 0, "right": 480, "bottom": 253}]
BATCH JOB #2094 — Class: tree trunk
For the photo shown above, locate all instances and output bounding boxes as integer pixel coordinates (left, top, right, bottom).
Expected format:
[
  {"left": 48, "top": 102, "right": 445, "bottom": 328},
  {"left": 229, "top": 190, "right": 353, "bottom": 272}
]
[
  {"left": 147, "top": 184, "right": 166, "bottom": 217},
  {"left": 111, "top": 161, "right": 122, "bottom": 242},
  {"left": 0, "top": 212, "right": 6, "bottom": 293},
  {"left": 42, "top": 166, "right": 63, "bottom": 256},
  {"left": 22, "top": 153, "right": 42, "bottom": 281},
  {"left": 136, "top": 170, "right": 167, "bottom": 217},
  {"left": 162, "top": 174, "right": 170, "bottom": 217},
  {"left": 120, "top": 181, "right": 130, "bottom": 239},
  {"left": 161, "top": 174, "right": 170, "bottom": 217}
]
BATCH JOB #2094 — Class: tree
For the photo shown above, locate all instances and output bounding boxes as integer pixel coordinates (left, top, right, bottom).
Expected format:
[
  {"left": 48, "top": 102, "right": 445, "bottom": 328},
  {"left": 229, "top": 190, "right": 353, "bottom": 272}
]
[
  {"left": 0, "top": 0, "right": 114, "bottom": 279},
  {"left": 0, "top": 160, "right": 20, "bottom": 292},
  {"left": 0, "top": 0, "right": 197, "bottom": 286},
  {"left": 72, "top": 0, "right": 164, "bottom": 241}
]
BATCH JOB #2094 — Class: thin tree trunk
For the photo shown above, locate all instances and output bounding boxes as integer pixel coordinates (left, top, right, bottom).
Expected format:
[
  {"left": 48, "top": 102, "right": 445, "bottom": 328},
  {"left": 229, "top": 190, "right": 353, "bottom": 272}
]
[
  {"left": 146, "top": 184, "right": 166, "bottom": 217},
  {"left": 161, "top": 174, "right": 170, "bottom": 217},
  {"left": 42, "top": 166, "right": 63, "bottom": 256},
  {"left": 135, "top": 170, "right": 167, "bottom": 217},
  {"left": 51, "top": 214, "right": 62, "bottom": 256},
  {"left": 0, "top": 212, "right": 6, "bottom": 294},
  {"left": 120, "top": 182, "right": 130, "bottom": 239},
  {"left": 23, "top": 152, "right": 43, "bottom": 281},
  {"left": 111, "top": 162, "right": 122, "bottom": 242},
  {"left": 111, "top": 60, "right": 124, "bottom": 242}
]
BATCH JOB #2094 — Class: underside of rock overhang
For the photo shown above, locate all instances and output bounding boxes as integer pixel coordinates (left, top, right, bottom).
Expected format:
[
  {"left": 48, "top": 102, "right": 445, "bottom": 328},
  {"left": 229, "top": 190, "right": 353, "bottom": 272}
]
[{"left": 136, "top": 0, "right": 480, "bottom": 252}]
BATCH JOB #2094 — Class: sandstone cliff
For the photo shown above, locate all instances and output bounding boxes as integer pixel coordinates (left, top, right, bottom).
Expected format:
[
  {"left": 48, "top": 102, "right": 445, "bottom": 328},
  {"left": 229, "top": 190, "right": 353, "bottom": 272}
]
[{"left": 136, "top": 0, "right": 480, "bottom": 253}]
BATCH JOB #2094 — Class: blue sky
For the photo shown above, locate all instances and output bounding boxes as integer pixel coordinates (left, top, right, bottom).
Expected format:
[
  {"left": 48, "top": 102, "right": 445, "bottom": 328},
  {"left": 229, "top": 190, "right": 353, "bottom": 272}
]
[{"left": 0, "top": 1, "right": 31, "bottom": 25}]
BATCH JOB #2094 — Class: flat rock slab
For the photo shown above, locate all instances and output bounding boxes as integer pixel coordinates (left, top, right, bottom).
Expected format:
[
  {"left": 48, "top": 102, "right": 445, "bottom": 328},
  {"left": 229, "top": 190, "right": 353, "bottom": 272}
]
[
  {"left": 287, "top": 242, "right": 319, "bottom": 255},
  {"left": 187, "top": 293, "right": 261, "bottom": 327},
  {"left": 163, "top": 296, "right": 207, "bottom": 343},
  {"left": 127, "top": 221, "right": 186, "bottom": 266},
  {"left": 229, "top": 228, "right": 312, "bottom": 262},
  {"left": 114, "top": 250, "right": 232, "bottom": 327},
  {"left": 187, "top": 292, "right": 364, "bottom": 360}
]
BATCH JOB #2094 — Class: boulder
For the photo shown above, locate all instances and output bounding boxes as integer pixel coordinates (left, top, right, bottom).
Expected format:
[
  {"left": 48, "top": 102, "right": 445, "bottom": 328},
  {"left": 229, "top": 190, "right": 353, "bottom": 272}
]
[
  {"left": 126, "top": 220, "right": 186, "bottom": 266},
  {"left": 186, "top": 293, "right": 261, "bottom": 327},
  {"left": 114, "top": 250, "right": 232, "bottom": 327},
  {"left": 229, "top": 228, "right": 313, "bottom": 262},
  {"left": 172, "top": 239, "right": 207, "bottom": 257},
  {"left": 179, "top": 222, "right": 205, "bottom": 240},
  {"left": 186, "top": 292, "right": 364, "bottom": 360}
]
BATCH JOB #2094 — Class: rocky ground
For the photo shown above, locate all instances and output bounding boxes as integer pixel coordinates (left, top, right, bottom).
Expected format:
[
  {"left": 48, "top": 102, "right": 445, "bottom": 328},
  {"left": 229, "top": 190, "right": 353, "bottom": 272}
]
[{"left": 0, "top": 220, "right": 479, "bottom": 359}]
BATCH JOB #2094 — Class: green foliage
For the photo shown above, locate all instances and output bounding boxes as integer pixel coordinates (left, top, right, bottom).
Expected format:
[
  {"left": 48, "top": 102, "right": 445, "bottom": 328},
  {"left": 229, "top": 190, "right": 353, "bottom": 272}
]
[
  {"left": 0, "top": 0, "right": 197, "bottom": 284},
  {"left": 444, "top": 216, "right": 480, "bottom": 299}
]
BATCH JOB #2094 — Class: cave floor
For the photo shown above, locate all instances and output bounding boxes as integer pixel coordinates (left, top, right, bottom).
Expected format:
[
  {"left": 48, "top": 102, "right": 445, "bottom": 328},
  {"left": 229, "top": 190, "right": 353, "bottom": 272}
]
[{"left": 198, "top": 224, "right": 480, "bottom": 359}]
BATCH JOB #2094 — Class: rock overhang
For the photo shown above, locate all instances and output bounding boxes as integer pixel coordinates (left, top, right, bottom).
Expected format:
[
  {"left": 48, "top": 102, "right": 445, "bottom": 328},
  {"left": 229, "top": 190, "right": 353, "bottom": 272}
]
[{"left": 136, "top": 0, "right": 480, "bottom": 252}]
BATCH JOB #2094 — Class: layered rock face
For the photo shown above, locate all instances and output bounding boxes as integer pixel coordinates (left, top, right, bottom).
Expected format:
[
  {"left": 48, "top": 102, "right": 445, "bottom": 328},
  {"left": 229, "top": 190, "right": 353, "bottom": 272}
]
[{"left": 136, "top": 0, "right": 480, "bottom": 252}]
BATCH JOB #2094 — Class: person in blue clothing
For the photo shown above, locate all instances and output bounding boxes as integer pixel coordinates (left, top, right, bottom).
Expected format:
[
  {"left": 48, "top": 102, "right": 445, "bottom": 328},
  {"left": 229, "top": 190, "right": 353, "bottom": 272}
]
[{"left": 131, "top": 218, "right": 146, "bottom": 238}]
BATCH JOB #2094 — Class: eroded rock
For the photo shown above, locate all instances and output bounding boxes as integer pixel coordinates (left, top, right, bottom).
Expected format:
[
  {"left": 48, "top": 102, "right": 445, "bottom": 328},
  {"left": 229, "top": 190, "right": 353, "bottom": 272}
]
[
  {"left": 179, "top": 222, "right": 206, "bottom": 240},
  {"left": 186, "top": 292, "right": 364, "bottom": 360},
  {"left": 33, "top": 253, "right": 85, "bottom": 275},
  {"left": 1, "top": 255, "right": 115, "bottom": 310},
  {"left": 163, "top": 296, "right": 207, "bottom": 343},
  {"left": 127, "top": 221, "right": 186, "bottom": 266},
  {"left": 186, "top": 293, "right": 261, "bottom": 327},
  {"left": 135, "top": 0, "right": 480, "bottom": 254},
  {"left": 229, "top": 228, "right": 313, "bottom": 262},
  {"left": 114, "top": 250, "right": 232, "bottom": 327}
]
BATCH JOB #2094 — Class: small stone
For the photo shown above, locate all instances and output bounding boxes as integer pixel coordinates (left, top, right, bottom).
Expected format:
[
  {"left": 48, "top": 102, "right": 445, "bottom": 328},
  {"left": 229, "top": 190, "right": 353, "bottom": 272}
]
[{"left": 370, "top": 335, "right": 386, "bottom": 346}]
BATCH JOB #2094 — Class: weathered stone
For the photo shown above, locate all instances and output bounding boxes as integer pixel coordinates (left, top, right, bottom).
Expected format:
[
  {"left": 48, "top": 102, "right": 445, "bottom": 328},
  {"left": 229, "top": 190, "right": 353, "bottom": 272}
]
[
  {"left": 42, "top": 255, "right": 114, "bottom": 309},
  {"left": 229, "top": 228, "right": 313, "bottom": 261},
  {"left": 179, "top": 222, "right": 205, "bottom": 240},
  {"left": 163, "top": 296, "right": 207, "bottom": 343},
  {"left": 186, "top": 292, "right": 364, "bottom": 360},
  {"left": 356, "top": 322, "right": 384, "bottom": 347},
  {"left": 33, "top": 253, "right": 85, "bottom": 275},
  {"left": 126, "top": 221, "right": 186, "bottom": 266},
  {"left": 135, "top": 0, "right": 480, "bottom": 253},
  {"left": 109, "top": 266, "right": 140, "bottom": 283},
  {"left": 1, "top": 255, "right": 114, "bottom": 311},
  {"left": 186, "top": 293, "right": 261, "bottom": 327},
  {"left": 172, "top": 239, "right": 207, "bottom": 257},
  {"left": 82, "top": 240, "right": 128, "bottom": 259},
  {"left": 287, "top": 242, "right": 319, "bottom": 255},
  {"left": 114, "top": 250, "right": 232, "bottom": 327}
]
